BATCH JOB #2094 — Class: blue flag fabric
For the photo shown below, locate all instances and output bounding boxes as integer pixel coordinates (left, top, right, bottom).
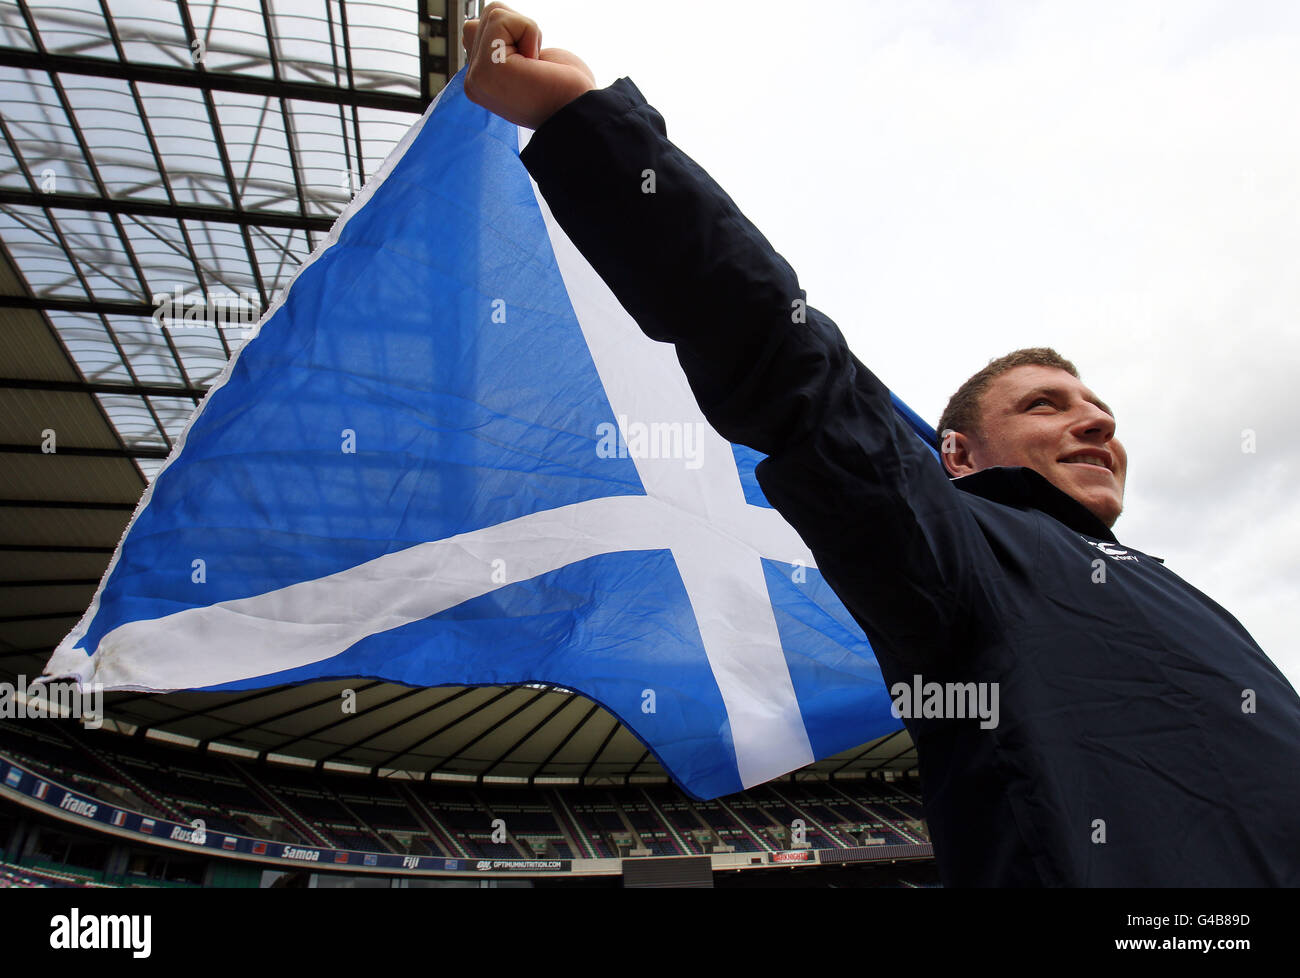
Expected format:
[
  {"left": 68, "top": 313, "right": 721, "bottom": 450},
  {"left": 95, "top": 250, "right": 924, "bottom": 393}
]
[{"left": 46, "top": 70, "right": 940, "bottom": 801}]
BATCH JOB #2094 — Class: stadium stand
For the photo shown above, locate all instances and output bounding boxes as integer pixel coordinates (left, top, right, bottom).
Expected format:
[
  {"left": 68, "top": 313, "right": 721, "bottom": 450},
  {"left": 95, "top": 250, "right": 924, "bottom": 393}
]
[{"left": 1, "top": 717, "right": 934, "bottom": 885}]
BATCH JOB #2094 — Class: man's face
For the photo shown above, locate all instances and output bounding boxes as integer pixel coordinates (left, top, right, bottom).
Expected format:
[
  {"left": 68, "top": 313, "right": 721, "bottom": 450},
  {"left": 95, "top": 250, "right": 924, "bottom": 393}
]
[{"left": 942, "top": 365, "right": 1128, "bottom": 527}]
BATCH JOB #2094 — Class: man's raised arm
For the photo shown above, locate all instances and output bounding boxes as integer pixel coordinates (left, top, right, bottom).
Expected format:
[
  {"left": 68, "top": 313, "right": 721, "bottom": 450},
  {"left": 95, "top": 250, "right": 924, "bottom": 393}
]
[{"left": 462, "top": 5, "right": 999, "bottom": 660}]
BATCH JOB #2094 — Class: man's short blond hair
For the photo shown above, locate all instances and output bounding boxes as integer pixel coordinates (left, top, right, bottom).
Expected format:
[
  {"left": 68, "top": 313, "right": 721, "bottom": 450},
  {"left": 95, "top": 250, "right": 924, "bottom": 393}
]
[{"left": 938, "top": 347, "right": 1080, "bottom": 442}]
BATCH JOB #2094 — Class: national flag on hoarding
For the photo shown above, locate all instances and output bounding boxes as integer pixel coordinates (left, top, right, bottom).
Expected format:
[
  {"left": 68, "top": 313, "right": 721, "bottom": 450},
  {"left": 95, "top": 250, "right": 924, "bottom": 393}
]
[{"left": 42, "top": 70, "right": 939, "bottom": 801}]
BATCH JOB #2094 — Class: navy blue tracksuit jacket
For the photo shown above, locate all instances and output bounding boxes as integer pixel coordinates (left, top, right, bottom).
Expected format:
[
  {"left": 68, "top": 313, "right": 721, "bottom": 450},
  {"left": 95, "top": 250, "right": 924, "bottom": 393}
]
[{"left": 519, "top": 78, "right": 1300, "bottom": 886}]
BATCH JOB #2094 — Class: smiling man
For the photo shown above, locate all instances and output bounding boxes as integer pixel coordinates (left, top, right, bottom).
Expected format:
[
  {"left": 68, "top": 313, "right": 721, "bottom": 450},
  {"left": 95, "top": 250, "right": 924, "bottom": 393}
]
[
  {"left": 938, "top": 351, "right": 1127, "bottom": 526},
  {"left": 463, "top": 3, "right": 1300, "bottom": 887}
]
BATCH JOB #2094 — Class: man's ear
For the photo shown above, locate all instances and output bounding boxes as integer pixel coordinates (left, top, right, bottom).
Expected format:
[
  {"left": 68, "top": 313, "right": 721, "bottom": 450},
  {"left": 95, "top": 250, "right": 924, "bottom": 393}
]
[{"left": 939, "top": 428, "right": 980, "bottom": 478}]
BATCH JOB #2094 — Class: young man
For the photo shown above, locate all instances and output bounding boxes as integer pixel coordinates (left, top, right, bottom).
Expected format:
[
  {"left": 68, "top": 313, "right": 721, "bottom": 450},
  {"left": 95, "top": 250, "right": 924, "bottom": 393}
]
[{"left": 462, "top": 4, "right": 1300, "bottom": 886}]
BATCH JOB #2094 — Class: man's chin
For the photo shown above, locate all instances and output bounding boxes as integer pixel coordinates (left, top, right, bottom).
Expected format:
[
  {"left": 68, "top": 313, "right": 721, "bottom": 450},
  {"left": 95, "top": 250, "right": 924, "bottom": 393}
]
[
  {"left": 1083, "top": 494, "right": 1122, "bottom": 528},
  {"left": 1051, "top": 476, "right": 1122, "bottom": 528}
]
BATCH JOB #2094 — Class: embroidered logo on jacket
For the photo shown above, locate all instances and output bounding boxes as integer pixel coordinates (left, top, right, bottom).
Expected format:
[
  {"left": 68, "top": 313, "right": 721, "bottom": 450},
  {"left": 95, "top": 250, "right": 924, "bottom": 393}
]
[{"left": 1083, "top": 538, "right": 1139, "bottom": 562}]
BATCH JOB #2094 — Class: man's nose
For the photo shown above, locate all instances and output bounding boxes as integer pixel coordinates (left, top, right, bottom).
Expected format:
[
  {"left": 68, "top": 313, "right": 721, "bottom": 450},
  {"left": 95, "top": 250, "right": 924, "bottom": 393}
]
[{"left": 1072, "top": 404, "right": 1116, "bottom": 440}]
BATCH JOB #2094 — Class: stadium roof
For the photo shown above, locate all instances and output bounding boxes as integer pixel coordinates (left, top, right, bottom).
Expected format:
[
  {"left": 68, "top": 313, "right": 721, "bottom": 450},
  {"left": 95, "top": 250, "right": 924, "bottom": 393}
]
[{"left": 0, "top": 0, "right": 917, "bottom": 788}]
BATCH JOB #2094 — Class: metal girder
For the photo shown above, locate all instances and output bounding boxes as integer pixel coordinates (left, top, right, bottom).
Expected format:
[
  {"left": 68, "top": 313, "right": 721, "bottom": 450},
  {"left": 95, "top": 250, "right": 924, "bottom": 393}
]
[
  {"left": 0, "top": 377, "right": 205, "bottom": 399},
  {"left": 0, "top": 499, "right": 135, "bottom": 510},
  {"left": 0, "top": 187, "right": 334, "bottom": 233},
  {"left": 0, "top": 442, "right": 169, "bottom": 459},
  {"left": 0, "top": 46, "right": 425, "bottom": 114}
]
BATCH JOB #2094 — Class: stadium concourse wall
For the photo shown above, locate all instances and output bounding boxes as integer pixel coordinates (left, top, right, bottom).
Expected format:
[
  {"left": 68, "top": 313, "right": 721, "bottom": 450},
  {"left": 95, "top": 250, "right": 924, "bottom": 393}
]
[{"left": 0, "top": 754, "right": 932, "bottom": 881}]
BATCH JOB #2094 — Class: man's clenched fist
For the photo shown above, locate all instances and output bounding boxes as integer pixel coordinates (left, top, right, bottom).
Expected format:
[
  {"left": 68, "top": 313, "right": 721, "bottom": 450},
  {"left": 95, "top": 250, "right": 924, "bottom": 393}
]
[{"left": 462, "top": 3, "right": 597, "bottom": 130}]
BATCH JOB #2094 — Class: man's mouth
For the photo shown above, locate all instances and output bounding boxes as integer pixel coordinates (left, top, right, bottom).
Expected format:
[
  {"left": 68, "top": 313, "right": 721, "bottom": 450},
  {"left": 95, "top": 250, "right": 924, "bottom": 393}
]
[{"left": 1059, "top": 452, "right": 1112, "bottom": 471}]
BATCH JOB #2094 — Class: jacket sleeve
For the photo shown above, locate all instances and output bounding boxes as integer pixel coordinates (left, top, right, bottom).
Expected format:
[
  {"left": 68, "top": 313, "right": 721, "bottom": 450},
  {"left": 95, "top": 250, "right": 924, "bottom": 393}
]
[{"left": 519, "top": 78, "right": 1002, "bottom": 663}]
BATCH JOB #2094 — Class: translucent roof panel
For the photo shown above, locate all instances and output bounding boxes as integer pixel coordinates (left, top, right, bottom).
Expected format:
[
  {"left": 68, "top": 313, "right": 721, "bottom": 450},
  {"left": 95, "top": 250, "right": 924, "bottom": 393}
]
[
  {"left": 269, "top": 1, "right": 419, "bottom": 95},
  {"left": 136, "top": 82, "right": 230, "bottom": 207},
  {"left": 60, "top": 74, "right": 170, "bottom": 202},
  {"left": 118, "top": 214, "right": 202, "bottom": 298},
  {"left": 247, "top": 224, "right": 312, "bottom": 296},
  {"left": 337, "top": 0, "right": 419, "bottom": 95},
  {"left": 45, "top": 309, "right": 133, "bottom": 384},
  {"left": 95, "top": 390, "right": 170, "bottom": 449},
  {"left": 186, "top": 0, "right": 274, "bottom": 78},
  {"left": 356, "top": 105, "right": 414, "bottom": 181},
  {"left": 184, "top": 218, "right": 261, "bottom": 298},
  {"left": 167, "top": 321, "right": 233, "bottom": 385},
  {"left": 287, "top": 98, "right": 364, "bottom": 217},
  {"left": 105, "top": 315, "right": 189, "bottom": 386},
  {"left": 50, "top": 210, "right": 144, "bottom": 301},
  {"left": 25, "top": 0, "right": 118, "bottom": 59},
  {"left": 0, "top": 65, "right": 100, "bottom": 196},
  {"left": 267, "top": 4, "right": 344, "bottom": 88},
  {"left": 0, "top": 130, "right": 26, "bottom": 189},
  {"left": 212, "top": 89, "right": 299, "bottom": 214},
  {"left": 147, "top": 393, "right": 200, "bottom": 443},
  {"left": 103, "top": 0, "right": 191, "bottom": 69},
  {"left": 0, "top": 205, "right": 87, "bottom": 298},
  {"left": 0, "top": 3, "right": 37, "bottom": 49}
]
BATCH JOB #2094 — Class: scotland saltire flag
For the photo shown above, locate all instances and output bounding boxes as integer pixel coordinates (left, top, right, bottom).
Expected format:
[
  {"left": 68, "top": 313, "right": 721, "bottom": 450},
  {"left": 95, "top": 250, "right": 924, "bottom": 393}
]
[{"left": 45, "top": 70, "right": 940, "bottom": 801}]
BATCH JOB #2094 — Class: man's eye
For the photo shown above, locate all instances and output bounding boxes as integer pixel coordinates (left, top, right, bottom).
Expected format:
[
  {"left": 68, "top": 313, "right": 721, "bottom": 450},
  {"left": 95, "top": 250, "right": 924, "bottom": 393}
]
[{"left": 1028, "top": 398, "right": 1053, "bottom": 408}]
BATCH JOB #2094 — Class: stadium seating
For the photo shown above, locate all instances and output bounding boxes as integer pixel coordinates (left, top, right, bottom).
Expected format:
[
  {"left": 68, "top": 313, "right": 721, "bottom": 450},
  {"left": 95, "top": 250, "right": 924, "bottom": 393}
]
[{"left": 1, "top": 718, "right": 930, "bottom": 864}]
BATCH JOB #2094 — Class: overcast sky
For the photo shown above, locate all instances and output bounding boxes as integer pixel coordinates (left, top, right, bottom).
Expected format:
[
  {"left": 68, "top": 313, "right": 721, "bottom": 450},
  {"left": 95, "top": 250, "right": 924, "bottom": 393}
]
[{"left": 508, "top": 0, "right": 1300, "bottom": 689}]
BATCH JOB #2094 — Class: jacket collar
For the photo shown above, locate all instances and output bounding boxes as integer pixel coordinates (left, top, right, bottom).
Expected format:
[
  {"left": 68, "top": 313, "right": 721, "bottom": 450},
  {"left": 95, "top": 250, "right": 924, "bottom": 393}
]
[{"left": 951, "top": 466, "right": 1119, "bottom": 543}]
